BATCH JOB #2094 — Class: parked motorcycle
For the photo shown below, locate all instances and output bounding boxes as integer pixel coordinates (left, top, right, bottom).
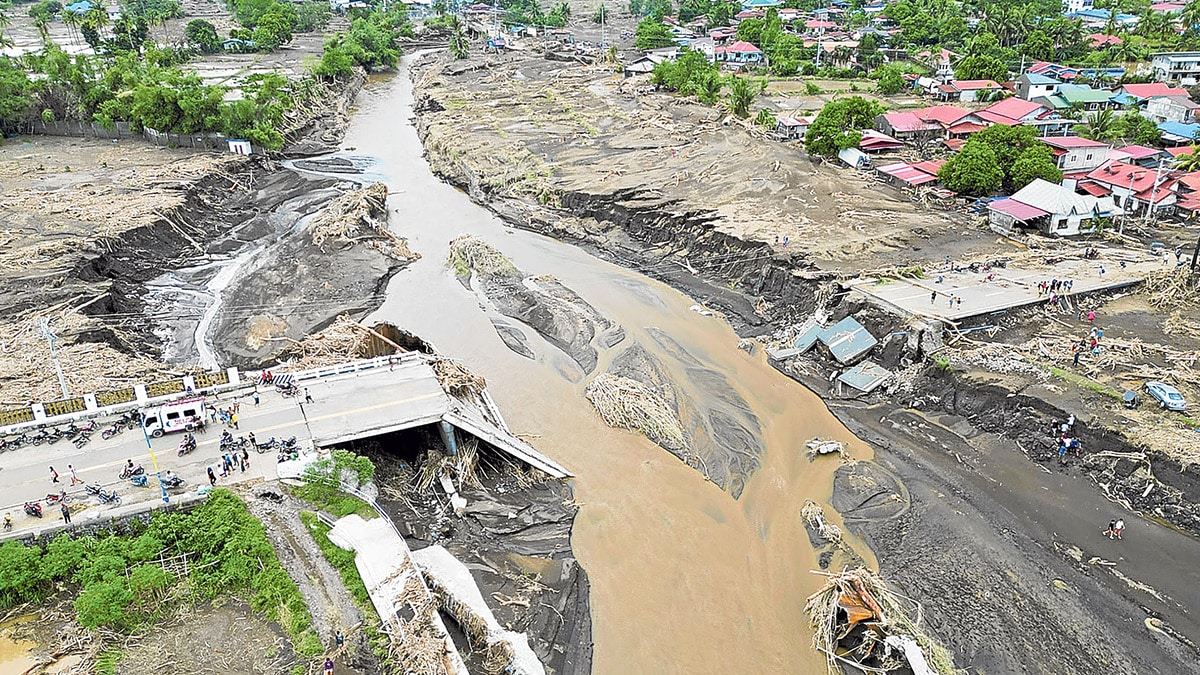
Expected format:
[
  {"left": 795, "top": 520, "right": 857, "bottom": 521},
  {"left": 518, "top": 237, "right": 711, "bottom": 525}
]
[
  {"left": 277, "top": 383, "right": 298, "bottom": 397},
  {"left": 255, "top": 437, "right": 278, "bottom": 453},
  {"left": 78, "top": 420, "right": 97, "bottom": 435},
  {"left": 73, "top": 431, "right": 91, "bottom": 449},
  {"left": 96, "top": 488, "right": 120, "bottom": 505},
  {"left": 44, "top": 491, "right": 68, "bottom": 505},
  {"left": 100, "top": 421, "right": 124, "bottom": 440},
  {"left": 29, "top": 429, "right": 53, "bottom": 446},
  {"left": 23, "top": 501, "right": 43, "bottom": 518},
  {"left": 130, "top": 474, "right": 149, "bottom": 488},
  {"left": 162, "top": 474, "right": 186, "bottom": 490}
]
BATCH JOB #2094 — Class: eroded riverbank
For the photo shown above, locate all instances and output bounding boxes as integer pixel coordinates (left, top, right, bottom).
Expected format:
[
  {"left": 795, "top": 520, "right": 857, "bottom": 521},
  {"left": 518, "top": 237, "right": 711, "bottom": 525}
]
[{"left": 407, "top": 49, "right": 1200, "bottom": 673}]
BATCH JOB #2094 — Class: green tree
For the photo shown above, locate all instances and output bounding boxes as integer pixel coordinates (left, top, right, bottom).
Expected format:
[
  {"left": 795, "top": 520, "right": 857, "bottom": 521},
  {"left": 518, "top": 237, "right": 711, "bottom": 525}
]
[
  {"left": 937, "top": 142, "right": 1004, "bottom": 194},
  {"left": 954, "top": 54, "right": 1007, "bottom": 81},
  {"left": 252, "top": 5, "right": 295, "bottom": 50},
  {"left": 1023, "top": 30, "right": 1055, "bottom": 61},
  {"left": 708, "top": 1, "right": 734, "bottom": 26},
  {"left": 1114, "top": 110, "right": 1162, "bottom": 144},
  {"left": 634, "top": 16, "right": 675, "bottom": 49},
  {"left": 1009, "top": 145, "right": 1064, "bottom": 191},
  {"left": 74, "top": 581, "right": 135, "bottom": 630},
  {"left": 754, "top": 107, "right": 776, "bottom": 127},
  {"left": 592, "top": 3, "right": 608, "bottom": 22},
  {"left": 876, "top": 65, "right": 904, "bottom": 95},
  {"left": 803, "top": 96, "right": 885, "bottom": 156},
  {"left": 726, "top": 75, "right": 759, "bottom": 117},
  {"left": 0, "top": 57, "right": 32, "bottom": 134},
  {"left": 294, "top": 1, "right": 331, "bottom": 31},
  {"left": 1072, "top": 107, "right": 1117, "bottom": 141},
  {"left": 449, "top": 24, "right": 468, "bottom": 58},
  {"left": 185, "top": 18, "right": 221, "bottom": 52},
  {"left": 651, "top": 49, "right": 723, "bottom": 102},
  {"left": 0, "top": 540, "right": 44, "bottom": 606}
]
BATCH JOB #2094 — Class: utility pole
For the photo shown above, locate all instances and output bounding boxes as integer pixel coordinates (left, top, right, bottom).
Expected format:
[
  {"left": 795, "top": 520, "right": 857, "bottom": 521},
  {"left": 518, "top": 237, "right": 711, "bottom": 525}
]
[
  {"left": 38, "top": 317, "right": 69, "bottom": 399},
  {"left": 1143, "top": 157, "right": 1166, "bottom": 228}
]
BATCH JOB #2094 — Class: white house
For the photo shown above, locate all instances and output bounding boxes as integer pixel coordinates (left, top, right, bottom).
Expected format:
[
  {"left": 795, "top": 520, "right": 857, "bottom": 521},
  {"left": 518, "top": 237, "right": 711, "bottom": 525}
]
[
  {"left": 1152, "top": 52, "right": 1200, "bottom": 85},
  {"left": 1143, "top": 95, "right": 1200, "bottom": 124},
  {"left": 1063, "top": 0, "right": 1094, "bottom": 13},
  {"left": 1041, "top": 137, "right": 1112, "bottom": 172},
  {"left": 988, "top": 178, "right": 1121, "bottom": 236},
  {"left": 1014, "top": 73, "right": 1061, "bottom": 101}
]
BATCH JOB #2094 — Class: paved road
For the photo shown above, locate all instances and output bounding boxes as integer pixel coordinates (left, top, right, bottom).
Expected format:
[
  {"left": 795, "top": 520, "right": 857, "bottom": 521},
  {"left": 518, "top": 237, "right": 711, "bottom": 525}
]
[
  {"left": 848, "top": 249, "right": 1170, "bottom": 322},
  {"left": 0, "top": 387, "right": 303, "bottom": 534}
]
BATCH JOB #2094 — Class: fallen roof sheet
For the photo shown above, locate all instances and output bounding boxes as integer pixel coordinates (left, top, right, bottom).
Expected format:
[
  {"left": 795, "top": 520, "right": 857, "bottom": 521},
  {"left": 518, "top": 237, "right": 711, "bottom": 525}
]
[
  {"left": 988, "top": 197, "right": 1049, "bottom": 221},
  {"left": 837, "top": 360, "right": 892, "bottom": 393},
  {"left": 793, "top": 319, "right": 826, "bottom": 352},
  {"left": 821, "top": 317, "right": 878, "bottom": 363}
]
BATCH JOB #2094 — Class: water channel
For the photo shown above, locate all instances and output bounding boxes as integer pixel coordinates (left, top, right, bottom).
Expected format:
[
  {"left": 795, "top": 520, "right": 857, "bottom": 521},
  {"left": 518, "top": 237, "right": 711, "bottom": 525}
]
[{"left": 288, "top": 58, "right": 877, "bottom": 673}]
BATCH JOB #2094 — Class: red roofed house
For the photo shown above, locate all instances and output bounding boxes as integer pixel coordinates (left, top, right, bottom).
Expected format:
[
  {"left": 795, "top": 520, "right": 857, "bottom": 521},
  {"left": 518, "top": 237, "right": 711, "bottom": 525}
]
[
  {"left": 873, "top": 111, "right": 941, "bottom": 141},
  {"left": 1086, "top": 33, "right": 1123, "bottom": 48},
  {"left": 935, "top": 79, "right": 1005, "bottom": 103},
  {"left": 1080, "top": 160, "right": 1179, "bottom": 214},
  {"left": 715, "top": 40, "right": 764, "bottom": 65},
  {"left": 876, "top": 161, "right": 942, "bottom": 188},
  {"left": 805, "top": 18, "right": 838, "bottom": 31},
  {"left": 1173, "top": 170, "right": 1200, "bottom": 215},
  {"left": 1041, "top": 136, "right": 1112, "bottom": 172},
  {"left": 988, "top": 178, "right": 1122, "bottom": 236},
  {"left": 859, "top": 130, "right": 906, "bottom": 152},
  {"left": 1116, "top": 82, "right": 1190, "bottom": 101},
  {"left": 911, "top": 106, "right": 988, "bottom": 140},
  {"left": 975, "top": 97, "right": 1069, "bottom": 135}
]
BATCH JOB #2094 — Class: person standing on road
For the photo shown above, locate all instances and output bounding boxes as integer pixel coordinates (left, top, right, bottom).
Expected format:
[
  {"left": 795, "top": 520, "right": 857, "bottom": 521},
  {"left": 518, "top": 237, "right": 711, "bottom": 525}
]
[
  {"left": 50, "top": 466, "right": 59, "bottom": 484},
  {"left": 304, "top": 388, "right": 314, "bottom": 404},
  {"left": 253, "top": 391, "right": 260, "bottom": 406},
  {"left": 231, "top": 412, "right": 239, "bottom": 430},
  {"left": 1114, "top": 518, "right": 1125, "bottom": 540},
  {"left": 61, "top": 503, "right": 71, "bottom": 525},
  {"left": 930, "top": 290, "right": 937, "bottom": 304},
  {"left": 68, "top": 464, "right": 82, "bottom": 486},
  {"left": 207, "top": 466, "right": 217, "bottom": 487}
]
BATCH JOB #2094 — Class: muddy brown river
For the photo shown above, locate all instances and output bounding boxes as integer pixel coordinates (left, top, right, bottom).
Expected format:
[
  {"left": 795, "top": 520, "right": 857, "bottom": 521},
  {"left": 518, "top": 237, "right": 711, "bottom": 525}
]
[{"left": 284, "top": 60, "right": 878, "bottom": 672}]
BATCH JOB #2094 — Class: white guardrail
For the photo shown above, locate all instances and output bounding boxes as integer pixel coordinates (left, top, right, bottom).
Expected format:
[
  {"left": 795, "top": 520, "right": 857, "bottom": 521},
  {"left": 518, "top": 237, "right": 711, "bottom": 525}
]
[{"left": 0, "top": 352, "right": 431, "bottom": 438}]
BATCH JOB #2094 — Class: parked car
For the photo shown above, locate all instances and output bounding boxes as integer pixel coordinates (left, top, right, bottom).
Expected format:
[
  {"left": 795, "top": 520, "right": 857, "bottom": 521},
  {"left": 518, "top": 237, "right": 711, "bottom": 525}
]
[{"left": 1144, "top": 381, "right": 1187, "bottom": 412}]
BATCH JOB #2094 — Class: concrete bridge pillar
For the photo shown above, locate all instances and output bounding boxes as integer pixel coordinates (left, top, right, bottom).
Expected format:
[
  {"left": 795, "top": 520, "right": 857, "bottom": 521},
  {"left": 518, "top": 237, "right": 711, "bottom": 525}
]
[{"left": 438, "top": 420, "right": 459, "bottom": 456}]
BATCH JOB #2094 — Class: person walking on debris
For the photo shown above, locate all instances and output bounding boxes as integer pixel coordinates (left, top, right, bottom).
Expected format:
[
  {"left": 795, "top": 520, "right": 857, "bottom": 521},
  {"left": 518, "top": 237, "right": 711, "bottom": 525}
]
[
  {"left": 1114, "top": 518, "right": 1125, "bottom": 540},
  {"left": 324, "top": 658, "right": 334, "bottom": 674},
  {"left": 207, "top": 466, "right": 217, "bottom": 487},
  {"left": 1105, "top": 519, "right": 1116, "bottom": 538}
]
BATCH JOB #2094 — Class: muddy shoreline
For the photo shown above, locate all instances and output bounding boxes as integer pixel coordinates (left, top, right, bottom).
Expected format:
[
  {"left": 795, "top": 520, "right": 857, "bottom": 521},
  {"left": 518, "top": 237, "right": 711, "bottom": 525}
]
[{"left": 408, "top": 52, "right": 1200, "bottom": 672}]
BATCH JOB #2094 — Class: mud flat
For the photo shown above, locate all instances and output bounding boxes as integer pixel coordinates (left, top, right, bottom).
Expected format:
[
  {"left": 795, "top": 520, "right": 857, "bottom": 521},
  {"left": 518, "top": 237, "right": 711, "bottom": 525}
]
[{"left": 409, "top": 47, "right": 1200, "bottom": 673}]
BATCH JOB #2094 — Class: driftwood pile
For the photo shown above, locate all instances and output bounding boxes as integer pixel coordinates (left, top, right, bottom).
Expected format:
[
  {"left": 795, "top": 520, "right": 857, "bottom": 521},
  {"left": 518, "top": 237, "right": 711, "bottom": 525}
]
[
  {"left": 805, "top": 567, "right": 955, "bottom": 675},
  {"left": 584, "top": 373, "right": 686, "bottom": 450},
  {"left": 309, "top": 182, "right": 418, "bottom": 262},
  {"left": 432, "top": 358, "right": 487, "bottom": 399},
  {"left": 0, "top": 309, "right": 179, "bottom": 405},
  {"left": 446, "top": 235, "right": 518, "bottom": 277},
  {"left": 1142, "top": 266, "right": 1200, "bottom": 309},
  {"left": 278, "top": 315, "right": 406, "bottom": 369}
]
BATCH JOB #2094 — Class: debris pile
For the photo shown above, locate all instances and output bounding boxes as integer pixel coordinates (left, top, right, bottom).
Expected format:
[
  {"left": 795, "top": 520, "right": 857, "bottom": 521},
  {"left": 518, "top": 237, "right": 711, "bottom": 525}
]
[
  {"left": 446, "top": 235, "right": 519, "bottom": 277},
  {"left": 309, "top": 182, "right": 418, "bottom": 262},
  {"left": 804, "top": 567, "right": 956, "bottom": 675},
  {"left": 0, "top": 309, "right": 181, "bottom": 405},
  {"left": 805, "top": 438, "right": 849, "bottom": 462},
  {"left": 432, "top": 358, "right": 487, "bottom": 399},
  {"left": 1142, "top": 267, "right": 1200, "bottom": 309},
  {"left": 584, "top": 373, "right": 686, "bottom": 450},
  {"left": 278, "top": 315, "right": 406, "bottom": 369},
  {"left": 801, "top": 500, "right": 843, "bottom": 545}
]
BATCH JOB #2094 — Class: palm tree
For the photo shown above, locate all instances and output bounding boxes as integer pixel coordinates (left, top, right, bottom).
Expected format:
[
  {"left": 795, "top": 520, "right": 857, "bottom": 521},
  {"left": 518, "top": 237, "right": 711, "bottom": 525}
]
[
  {"left": 1109, "top": 39, "right": 1143, "bottom": 64},
  {"left": 62, "top": 10, "right": 82, "bottom": 48},
  {"left": 1174, "top": 145, "right": 1200, "bottom": 170},
  {"left": 1183, "top": 0, "right": 1200, "bottom": 32},
  {"left": 1073, "top": 107, "right": 1117, "bottom": 141}
]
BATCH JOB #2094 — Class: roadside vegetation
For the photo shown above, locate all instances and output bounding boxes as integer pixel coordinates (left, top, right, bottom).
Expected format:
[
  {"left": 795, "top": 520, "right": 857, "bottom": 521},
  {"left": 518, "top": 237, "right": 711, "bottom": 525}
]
[
  {"left": 0, "top": 0, "right": 410, "bottom": 148},
  {"left": 650, "top": 49, "right": 764, "bottom": 117},
  {"left": 0, "top": 490, "right": 323, "bottom": 668}
]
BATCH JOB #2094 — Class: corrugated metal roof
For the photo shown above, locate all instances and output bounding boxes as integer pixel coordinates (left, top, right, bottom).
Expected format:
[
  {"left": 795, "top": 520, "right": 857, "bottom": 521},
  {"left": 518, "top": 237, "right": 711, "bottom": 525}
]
[
  {"left": 821, "top": 317, "right": 877, "bottom": 364},
  {"left": 793, "top": 319, "right": 825, "bottom": 352},
  {"left": 989, "top": 198, "right": 1049, "bottom": 221},
  {"left": 1010, "top": 178, "right": 1105, "bottom": 216},
  {"left": 837, "top": 361, "right": 891, "bottom": 393}
]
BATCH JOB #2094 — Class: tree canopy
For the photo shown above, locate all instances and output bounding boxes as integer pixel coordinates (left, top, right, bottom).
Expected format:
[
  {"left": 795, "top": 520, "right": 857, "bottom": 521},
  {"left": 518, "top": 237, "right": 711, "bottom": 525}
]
[
  {"left": 938, "top": 125, "right": 1062, "bottom": 195},
  {"left": 804, "top": 96, "right": 885, "bottom": 157}
]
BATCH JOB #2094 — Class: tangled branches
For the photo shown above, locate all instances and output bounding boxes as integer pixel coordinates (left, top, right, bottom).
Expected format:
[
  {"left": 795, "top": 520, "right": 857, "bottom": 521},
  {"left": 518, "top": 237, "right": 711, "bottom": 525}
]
[
  {"left": 432, "top": 358, "right": 487, "bottom": 398},
  {"left": 446, "top": 235, "right": 518, "bottom": 277},
  {"left": 1142, "top": 267, "right": 1200, "bottom": 310},
  {"left": 584, "top": 373, "right": 686, "bottom": 450},
  {"left": 309, "top": 182, "right": 419, "bottom": 261}
]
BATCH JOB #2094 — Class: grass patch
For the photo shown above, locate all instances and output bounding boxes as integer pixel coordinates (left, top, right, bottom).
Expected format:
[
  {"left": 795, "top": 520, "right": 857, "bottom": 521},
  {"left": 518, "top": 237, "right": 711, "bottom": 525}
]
[
  {"left": 1047, "top": 366, "right": 1123, "bottom": 401},
  {"left": 1179, "top": 415, "right": 1200, "bottom": 429},
  {"left": 931, "top": 353, "right": 953, "bottom": 372},
  {"left": 298, "top": 511, "right": 391, "bottom": 663},
  {"left": 291, "top": 483, "right": 376, "bottom": 519},
  {"left": 93, "top": 647, "right": 122, "bottom": 675},
  {"left": 874, "top": 276, "right": 894, "bottom": 286}
]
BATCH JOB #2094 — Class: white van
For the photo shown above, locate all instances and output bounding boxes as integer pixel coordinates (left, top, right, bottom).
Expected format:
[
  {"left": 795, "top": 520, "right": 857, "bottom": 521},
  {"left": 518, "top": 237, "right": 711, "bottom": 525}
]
[{"left": 142, "top": 398, "right": 206, "bottom": 437}]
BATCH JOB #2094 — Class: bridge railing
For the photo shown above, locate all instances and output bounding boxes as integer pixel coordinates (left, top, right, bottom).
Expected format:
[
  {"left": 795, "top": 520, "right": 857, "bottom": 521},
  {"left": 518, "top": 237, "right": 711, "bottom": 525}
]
[{"left": 0, "top": 352, "right": 436, "bottom": 437}]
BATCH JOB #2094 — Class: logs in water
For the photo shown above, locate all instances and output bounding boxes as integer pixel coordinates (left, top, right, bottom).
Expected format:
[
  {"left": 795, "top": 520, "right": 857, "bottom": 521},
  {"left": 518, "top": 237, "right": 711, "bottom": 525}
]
[
  {"left": 308, "top": 182, "right": 418, "bottom": 261},
  {"left": 446, "top": 234, "right": 518, "bottom": 277},
  {"left": 584, "top": 373, "right": 686, "bottom": 450}
]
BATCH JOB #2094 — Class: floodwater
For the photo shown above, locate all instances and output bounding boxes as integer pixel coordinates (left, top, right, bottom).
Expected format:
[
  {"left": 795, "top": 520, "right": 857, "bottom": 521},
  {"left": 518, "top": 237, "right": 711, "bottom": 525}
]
[
  {"left": 0, "top": 616, "right": 36, "bottom": 675},
  {"left": 288, "top": 58, "right": 879, "bottom": 673}
]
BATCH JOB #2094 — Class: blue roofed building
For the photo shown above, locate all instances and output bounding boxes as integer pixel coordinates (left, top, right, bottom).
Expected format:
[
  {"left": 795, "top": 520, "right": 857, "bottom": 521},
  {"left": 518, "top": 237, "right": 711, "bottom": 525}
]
[
  {"left": 1158, "top": 120, "right": 1200, "bottom": 145},
  {"left": 64, "top": 0, "right": 94, "bottom": 13},
  {"left": 819, "top": 317, "right": 878, "bottom": 365}
]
